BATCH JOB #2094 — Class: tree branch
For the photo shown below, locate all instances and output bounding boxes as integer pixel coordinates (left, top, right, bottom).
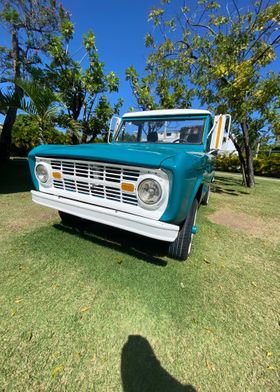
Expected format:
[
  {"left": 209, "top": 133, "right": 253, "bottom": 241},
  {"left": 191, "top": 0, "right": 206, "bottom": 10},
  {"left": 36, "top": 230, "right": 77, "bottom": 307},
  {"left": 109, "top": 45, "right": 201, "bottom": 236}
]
[
  {"left": 252, "top": 34, "right": 280, "bottom": 64},
  {"left": 244, "top": 20, "right": 277, "bottom": 59},
  {"left": 232, "top": 0, "right": 241, "bottom": 22},
  {"left": 185, "top": 19, "right": 217, "bottom": 36}
]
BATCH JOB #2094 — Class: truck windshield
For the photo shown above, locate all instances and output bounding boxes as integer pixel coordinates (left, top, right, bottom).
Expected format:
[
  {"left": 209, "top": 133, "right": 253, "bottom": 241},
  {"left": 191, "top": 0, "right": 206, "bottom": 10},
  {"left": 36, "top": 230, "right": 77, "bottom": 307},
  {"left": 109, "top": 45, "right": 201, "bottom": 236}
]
[{"left": 114, "top": 117, "right": 206, "bottom": 144}]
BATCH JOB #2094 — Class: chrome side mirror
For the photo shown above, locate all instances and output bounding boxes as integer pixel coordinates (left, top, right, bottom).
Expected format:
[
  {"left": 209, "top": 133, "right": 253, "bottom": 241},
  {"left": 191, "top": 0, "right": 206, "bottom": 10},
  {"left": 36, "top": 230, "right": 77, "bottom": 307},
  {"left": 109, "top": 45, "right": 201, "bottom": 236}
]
[{"left": 108, "top": 116, "right": 121, "bottom": 143}]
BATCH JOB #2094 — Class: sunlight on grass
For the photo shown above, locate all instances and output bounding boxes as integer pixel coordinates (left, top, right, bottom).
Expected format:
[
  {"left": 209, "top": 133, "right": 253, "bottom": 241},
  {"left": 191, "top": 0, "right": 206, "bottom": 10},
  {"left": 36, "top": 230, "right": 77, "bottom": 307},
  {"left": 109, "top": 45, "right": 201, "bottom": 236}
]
[{"left": 0, "top": 165, "right": 279, "bottom": 391}]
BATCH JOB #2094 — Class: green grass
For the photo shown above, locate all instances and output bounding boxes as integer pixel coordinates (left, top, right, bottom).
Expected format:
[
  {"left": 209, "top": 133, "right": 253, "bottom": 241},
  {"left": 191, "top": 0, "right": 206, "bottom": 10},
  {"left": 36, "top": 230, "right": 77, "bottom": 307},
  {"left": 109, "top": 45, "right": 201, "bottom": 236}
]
[{"left": 0, "top": 161, "right": 279, "bottom": 391}]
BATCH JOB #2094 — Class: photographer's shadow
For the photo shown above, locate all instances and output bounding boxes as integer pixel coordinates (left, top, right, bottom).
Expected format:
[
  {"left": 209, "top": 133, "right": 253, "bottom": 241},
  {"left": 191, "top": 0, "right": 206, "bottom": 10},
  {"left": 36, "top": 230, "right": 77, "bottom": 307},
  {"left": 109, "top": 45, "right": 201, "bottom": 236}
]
[{"left": 121, "top": 335, "right": 196, "bottom": 392}]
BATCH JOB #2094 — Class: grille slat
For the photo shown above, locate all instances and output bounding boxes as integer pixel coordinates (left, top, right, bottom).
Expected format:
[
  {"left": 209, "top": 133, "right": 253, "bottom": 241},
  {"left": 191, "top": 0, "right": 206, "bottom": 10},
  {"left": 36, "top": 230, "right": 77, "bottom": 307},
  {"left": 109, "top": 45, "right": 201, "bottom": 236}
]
[
  {"left": 53, "top": 180, "right": 64, "bottom": 189},
  {"left": 50, "top": 159, "right": 140, "bottom": 206}
]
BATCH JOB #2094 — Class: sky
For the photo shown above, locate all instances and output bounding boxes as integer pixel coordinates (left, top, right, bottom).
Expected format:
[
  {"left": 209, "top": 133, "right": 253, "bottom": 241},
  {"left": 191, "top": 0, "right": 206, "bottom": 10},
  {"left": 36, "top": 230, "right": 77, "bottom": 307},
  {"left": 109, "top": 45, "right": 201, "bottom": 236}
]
[
  {"left": 0, "top": 0, "right": 157, "bottom": 122},
  {"left": 0, "top": 0, "right": 279, "bottom": 122},
  {"left": 61, "top": 0, "right": 154, "bottom": 112}
]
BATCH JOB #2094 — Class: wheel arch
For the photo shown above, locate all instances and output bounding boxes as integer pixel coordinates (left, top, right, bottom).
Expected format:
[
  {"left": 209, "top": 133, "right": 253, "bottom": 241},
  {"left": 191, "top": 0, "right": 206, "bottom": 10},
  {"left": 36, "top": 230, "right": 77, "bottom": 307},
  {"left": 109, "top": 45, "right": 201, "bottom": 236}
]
[
  {"left": 195, "top": 183, "right": 204, "bottom": 204},
  {"left": 178, "top": 178, "right": 204, "bottom": 226},
  {"left": 189, "top": 177, "right": 204, "bottom": 208}
]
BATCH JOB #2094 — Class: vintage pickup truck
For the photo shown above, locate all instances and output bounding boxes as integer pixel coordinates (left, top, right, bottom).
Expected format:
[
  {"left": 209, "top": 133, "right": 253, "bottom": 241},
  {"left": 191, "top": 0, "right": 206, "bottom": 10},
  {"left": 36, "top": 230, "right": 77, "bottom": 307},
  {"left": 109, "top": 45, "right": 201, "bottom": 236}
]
[{"left": 28, "top": 109, "right": 231, "bottom": 260}]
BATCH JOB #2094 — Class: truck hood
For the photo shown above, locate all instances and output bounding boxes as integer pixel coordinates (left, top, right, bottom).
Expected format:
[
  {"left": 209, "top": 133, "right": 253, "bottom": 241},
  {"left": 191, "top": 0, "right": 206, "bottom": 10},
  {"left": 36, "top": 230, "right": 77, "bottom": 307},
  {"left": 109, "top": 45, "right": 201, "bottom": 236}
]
[{"left": 28, "top": 143, "right": 183, "bottom": 168}]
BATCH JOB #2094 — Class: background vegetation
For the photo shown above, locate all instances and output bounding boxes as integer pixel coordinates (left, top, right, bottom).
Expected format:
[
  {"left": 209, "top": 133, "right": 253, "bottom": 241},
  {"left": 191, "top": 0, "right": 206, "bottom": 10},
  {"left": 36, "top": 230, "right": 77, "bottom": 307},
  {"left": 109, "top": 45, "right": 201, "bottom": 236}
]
[
  {"left": 216, "top": 153, "right": 280, "bottom": 178},
  {"left": 0, "top": 0, "right": 279, "bottom": 184},
  {"left": 0, "top": 0, "right": 121, "bottom": 160},
  {"left": 126, "top": 0, "right": 280, "bottom": 187}
]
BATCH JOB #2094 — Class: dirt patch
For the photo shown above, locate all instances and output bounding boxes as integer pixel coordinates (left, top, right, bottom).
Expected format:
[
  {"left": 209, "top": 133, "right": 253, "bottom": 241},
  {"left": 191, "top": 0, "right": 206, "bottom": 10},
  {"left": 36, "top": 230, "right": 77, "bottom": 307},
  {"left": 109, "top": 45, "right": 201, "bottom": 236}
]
[
  {"left": 4, "top": 207, "right": 57, "bottom": 233},
  {"left": 208, "top": 208, "right": 279, "bottom": 241},
  {"left": 7, "top": 209, "right": 58, "bottom": 231}
]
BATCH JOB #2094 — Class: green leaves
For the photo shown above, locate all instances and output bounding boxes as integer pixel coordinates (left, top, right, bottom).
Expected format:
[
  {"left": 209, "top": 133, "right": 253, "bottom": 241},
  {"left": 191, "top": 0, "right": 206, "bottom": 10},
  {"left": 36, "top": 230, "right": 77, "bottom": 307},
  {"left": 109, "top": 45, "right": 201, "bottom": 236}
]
[
  {"left": 145, "top": 33, "right": 155, "bottom": 48},
  {"left": 11, "top": 114, "right": 66, "bottom": 153},
  {"left": 44, "top": 25, "right": 121, "bottom": 143},
  {"left": 125, "top": 66, "right": 157, "bottom": 110},
  {"left": 1, "top": 78, "right": 63, "bottom": 143},
  {"left": 83, "top": 30, "right": 96, "bottom": 52},
  {"left": 132, "top": 0, "right": 279, "bottom": 185},
  {"left": 0, "top": 3, "right": 20, "bottom": 24},
  {"left": 106, "top": 72, "right": 119, "bottom": 93},
  {"left": 61, "top": 19, "right": 74, "bottom": 41},
  {"left": 148, "top": 7, "right": 165, "bottom": 25}
]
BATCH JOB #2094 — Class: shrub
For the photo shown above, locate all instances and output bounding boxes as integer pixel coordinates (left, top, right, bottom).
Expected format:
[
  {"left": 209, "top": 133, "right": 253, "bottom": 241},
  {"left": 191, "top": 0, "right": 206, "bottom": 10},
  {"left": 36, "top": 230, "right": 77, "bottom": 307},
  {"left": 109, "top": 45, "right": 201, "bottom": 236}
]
[
  {"left": 11, "top": 115, "right": 66, "bottom": 156},
  {"left": 215, "top": 154, "right": 280, "bottom": 178}
]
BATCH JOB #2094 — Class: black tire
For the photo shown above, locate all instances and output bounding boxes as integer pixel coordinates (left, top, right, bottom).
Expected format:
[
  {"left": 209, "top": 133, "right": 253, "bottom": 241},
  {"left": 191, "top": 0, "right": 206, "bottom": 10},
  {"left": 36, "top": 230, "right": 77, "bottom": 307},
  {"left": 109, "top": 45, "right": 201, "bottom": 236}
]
[
  {"left": 168, "top": 199, "right": 198, "bottom": 261},
  {"left": 58, "top": 211, "right": 83, "bottom": 227},
  {"left": 201, "top": 186, "right": 210, "bottom": 206}
]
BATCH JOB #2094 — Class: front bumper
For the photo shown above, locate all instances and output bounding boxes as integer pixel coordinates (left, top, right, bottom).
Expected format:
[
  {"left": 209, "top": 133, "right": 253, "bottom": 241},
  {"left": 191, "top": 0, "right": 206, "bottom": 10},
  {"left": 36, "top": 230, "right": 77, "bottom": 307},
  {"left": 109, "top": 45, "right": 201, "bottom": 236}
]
[{"left": 31, "top": 191, "right": 179, "bottom": 242}]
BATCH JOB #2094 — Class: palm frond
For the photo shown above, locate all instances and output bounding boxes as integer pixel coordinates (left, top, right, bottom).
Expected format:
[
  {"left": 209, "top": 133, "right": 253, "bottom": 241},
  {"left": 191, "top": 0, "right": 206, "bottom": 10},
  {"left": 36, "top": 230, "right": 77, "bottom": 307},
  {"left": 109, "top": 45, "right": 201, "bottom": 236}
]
[
  {"left": 0, "top": 89, "right": 20, "bottom": 112},
  {"left": 19, "top": 97, "right": 37, "bottom": 117},
  {"left": 13, "top": 78, "right": 61, "bottom": 114}
]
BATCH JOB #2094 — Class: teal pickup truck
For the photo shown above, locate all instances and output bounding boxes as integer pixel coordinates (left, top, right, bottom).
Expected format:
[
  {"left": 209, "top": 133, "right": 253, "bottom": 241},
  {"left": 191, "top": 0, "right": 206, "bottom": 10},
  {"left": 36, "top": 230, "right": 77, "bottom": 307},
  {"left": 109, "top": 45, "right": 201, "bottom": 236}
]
[{"left": 28, "top": 109, "right": 231, "bottom": 260}]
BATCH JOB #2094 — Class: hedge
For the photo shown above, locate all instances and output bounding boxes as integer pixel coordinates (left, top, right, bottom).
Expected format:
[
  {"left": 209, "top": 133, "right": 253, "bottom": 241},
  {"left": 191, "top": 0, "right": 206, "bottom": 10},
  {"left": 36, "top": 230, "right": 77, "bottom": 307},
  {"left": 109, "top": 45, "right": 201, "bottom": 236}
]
[{"left": 215, "top": 154, "right": 280, "bottom": 178}]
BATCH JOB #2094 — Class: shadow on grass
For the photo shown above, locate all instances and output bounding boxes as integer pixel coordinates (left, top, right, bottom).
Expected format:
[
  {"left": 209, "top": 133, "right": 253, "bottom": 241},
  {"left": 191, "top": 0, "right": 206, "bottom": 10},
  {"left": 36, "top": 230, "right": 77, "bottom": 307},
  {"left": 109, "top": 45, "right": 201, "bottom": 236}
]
[
  {"left": 212, "top": 175, "right": 250, "bottom": 196},
  {"left": 0, "top": 159, "right": 33, "bottom": 194},
  {"left": 121, "top": 335, "right": 196, "bottom": 392},
  {"left": 53, "top": 219, "right": 169, "bottom": 267}
]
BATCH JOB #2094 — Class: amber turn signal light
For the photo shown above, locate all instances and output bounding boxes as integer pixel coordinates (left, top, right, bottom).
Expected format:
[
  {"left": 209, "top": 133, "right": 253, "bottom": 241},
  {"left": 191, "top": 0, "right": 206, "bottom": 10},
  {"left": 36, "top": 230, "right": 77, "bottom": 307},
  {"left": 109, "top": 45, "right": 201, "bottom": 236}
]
[
  {"left": 121, "top": 182, "right": 134, "bottom": 192},
  {"left": 52, "top": 171, "right": 62, "bottom": 179}
]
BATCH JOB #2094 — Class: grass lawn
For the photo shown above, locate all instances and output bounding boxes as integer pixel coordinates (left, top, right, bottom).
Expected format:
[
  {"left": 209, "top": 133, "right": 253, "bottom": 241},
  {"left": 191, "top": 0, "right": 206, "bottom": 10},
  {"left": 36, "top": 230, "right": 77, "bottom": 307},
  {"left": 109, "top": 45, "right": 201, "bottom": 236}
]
[{"left": 0, "top": 161, "right": 279, "bottom": 391}]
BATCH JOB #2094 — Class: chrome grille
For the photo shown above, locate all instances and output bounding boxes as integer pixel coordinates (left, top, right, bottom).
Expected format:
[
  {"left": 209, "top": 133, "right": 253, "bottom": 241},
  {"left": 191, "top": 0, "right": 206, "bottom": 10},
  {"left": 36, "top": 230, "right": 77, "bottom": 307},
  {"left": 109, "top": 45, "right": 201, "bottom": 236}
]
[{"left": 50, "top": 159, "right": 139, "bottom": 206}]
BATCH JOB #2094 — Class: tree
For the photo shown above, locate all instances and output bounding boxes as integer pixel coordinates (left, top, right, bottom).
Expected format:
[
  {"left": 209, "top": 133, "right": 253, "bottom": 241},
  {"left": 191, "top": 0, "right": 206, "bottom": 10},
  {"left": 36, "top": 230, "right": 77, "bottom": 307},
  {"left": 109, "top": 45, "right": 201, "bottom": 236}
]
[
  {"left": 0, "top": 0, "right": 72, "bottom": 162},
  {"left": 11, "top": 114, "right": 66, "bottom": 156},
  {"left": 16, "top": 79, "right": 62, "bottom": 142},
  {"left": 133, "top": 0, "right": 280, "bottom": 187},
  {"left": 44, "top": 30, "right": 123, "bottom": 143},
  {"left": 0, "top": 78, "right": 62, "bottom": 143}
]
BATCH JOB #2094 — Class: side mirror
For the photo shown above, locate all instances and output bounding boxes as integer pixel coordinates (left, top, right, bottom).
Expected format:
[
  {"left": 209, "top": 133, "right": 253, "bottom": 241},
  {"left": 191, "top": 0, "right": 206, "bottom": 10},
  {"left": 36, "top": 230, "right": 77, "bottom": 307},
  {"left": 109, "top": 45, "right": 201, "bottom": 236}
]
[
  {"left": 209, "top": 114, "right": 231, "bottom": 150},
  {"left": 108, "top": 116, "right": 121, "bottom": 143}
]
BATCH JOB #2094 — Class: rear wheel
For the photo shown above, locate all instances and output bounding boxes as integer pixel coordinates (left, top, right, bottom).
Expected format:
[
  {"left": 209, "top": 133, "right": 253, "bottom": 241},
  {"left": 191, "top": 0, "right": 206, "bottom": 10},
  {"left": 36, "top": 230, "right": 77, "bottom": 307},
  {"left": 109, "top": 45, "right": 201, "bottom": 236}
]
[
  {"left": 168, "top": 199, "right": 198, "bottom": 261},
  {"left": 58, "top": 211, "right": 83, "bottom": 227}
]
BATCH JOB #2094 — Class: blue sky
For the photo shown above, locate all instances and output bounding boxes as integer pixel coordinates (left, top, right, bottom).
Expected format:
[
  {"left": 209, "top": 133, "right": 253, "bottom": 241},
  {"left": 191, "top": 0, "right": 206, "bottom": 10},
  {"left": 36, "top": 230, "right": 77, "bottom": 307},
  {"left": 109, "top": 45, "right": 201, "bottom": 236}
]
[
  {"left": 1, "top": 0, "right": 279, "bottom": 121},
  {"left": 47, "top": 0, "right": 280, "bottom": 113},
  {"left": 62, "top": 0, "right": 155, "bottom": 112},
  {"left": 0, "top": 0, "right": 155, "bottom": 122}
]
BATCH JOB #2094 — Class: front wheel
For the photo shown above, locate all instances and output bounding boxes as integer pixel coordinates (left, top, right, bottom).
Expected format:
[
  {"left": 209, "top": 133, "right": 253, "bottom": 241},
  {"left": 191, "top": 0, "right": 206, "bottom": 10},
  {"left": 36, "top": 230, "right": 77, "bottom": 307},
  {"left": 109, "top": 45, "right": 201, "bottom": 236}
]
[{"left": 168, "top": 199, "right": 198, "bottom": 261}]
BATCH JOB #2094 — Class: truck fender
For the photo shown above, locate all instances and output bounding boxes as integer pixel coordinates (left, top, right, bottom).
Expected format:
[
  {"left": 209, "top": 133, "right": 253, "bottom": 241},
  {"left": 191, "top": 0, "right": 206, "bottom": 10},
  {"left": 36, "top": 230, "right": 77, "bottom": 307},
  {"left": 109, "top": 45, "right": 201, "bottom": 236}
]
[{"left": 188, "top": 177, "right": 204, "bottom": 213}]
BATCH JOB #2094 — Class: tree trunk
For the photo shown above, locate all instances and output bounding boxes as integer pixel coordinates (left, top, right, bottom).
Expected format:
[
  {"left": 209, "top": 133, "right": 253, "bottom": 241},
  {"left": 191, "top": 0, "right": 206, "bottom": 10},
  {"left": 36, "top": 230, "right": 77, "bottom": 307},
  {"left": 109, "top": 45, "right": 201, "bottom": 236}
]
[
  {"left": 0, "top": 28, "right": 21, "bottom": 163},
  {"left": 0, "top": 107, "right": 17, "bottom": 162},
  {"left": 241, "top": 122, "right": 255, "bottom": 188},
  {"left": 70, "top": 112, "right": 80, "bottom": 145},
  {"left": 81, "top": 133, "right": 87, "bottom": 144},
  {"left": 70, "top": 132, "right": 79, "bottom": 145},
  {"left": 230, "top": 135, "right": 247, "bottom": 185},
  {"left": 38, "top": 124, "right": 44, "bottom": 145}
]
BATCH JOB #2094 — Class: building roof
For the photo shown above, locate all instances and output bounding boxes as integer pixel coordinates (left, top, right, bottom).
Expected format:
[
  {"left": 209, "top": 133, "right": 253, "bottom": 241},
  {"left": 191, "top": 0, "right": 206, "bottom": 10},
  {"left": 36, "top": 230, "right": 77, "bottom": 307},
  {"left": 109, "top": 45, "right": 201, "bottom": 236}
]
[{"left": 122, "top": 109, "right": 212, "bottom": 118}]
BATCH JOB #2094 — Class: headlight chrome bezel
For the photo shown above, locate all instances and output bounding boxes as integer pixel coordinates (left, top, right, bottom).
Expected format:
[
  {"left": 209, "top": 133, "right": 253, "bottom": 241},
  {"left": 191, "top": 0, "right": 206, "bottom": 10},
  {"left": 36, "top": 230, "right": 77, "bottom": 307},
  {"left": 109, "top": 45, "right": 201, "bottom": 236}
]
[
  {"left": 35, "top": 162, "right": 52, "bottom": 187},
  {"left": 136, "top": 173, "right": 168, "bottom": 210}
]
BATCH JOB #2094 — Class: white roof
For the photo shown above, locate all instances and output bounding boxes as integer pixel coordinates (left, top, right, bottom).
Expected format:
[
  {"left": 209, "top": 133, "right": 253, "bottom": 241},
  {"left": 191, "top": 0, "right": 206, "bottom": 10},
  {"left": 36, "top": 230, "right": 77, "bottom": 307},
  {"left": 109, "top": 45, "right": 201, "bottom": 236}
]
[{"left": 122, "top": 109, "right": 211, "bottom": 118}]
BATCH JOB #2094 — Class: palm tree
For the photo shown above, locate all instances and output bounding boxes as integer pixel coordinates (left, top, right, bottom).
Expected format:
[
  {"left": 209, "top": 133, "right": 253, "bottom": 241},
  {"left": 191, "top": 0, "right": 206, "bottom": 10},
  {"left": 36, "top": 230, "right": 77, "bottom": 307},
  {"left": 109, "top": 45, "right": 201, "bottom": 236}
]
[{"left": 0, "top": 79, "right": 62, "bottom": 143}]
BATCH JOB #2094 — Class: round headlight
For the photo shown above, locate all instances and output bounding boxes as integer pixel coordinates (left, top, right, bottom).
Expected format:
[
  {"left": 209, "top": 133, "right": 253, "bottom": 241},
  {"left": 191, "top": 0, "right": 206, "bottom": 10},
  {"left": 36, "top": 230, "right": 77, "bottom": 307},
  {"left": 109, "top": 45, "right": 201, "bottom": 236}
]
[
  {"left": 36, "top": 163, "right": 49, "bottom": 184},
  {"left": 138, "top": 178, "right": 162, "bottom": 205}
]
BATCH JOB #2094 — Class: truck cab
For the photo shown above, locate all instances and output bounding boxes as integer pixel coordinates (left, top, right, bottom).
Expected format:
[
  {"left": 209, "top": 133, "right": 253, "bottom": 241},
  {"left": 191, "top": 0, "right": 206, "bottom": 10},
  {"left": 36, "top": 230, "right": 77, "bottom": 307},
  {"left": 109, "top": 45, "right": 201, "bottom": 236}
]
[{"left": 28, "top": 109, "right": 230, "bottom": 260}]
